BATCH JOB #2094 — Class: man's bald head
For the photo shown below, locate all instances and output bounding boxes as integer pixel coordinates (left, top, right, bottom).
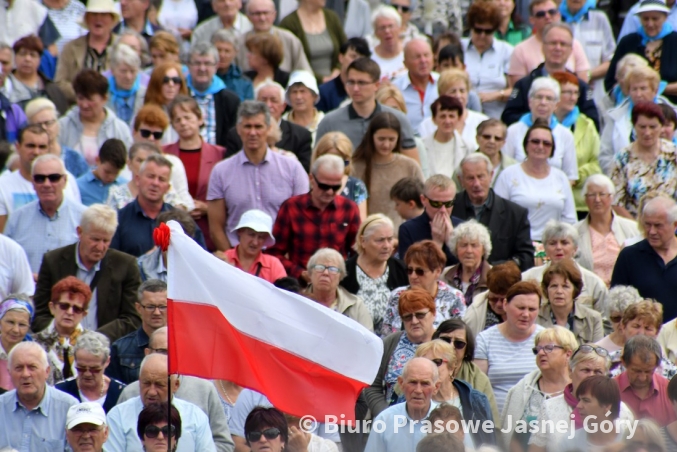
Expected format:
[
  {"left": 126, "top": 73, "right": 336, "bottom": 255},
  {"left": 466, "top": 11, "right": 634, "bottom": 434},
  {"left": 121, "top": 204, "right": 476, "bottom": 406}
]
[
  {"left": 139, "top": 353, "right": 179, "bottom": 406},
  {"left": 149, "top": 326, "right": 168, "bottom": 352},
  {"left": 404, "top": 38, "right": 433, "bottom": 78}
]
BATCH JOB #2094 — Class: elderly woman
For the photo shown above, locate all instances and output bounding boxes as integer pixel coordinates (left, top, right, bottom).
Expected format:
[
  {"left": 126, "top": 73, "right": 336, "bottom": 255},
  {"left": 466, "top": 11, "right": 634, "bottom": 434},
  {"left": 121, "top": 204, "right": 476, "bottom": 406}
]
[
  {"left": 381, "top": 240, "right": 466, "bottom": 336},
  {"left": 0, "top": 295, "right": 33, "bottom": 391},
  {"left": 494, "top": 123, "right": 577, "bottom": 241},
  {"left": 340, "top": 214, "right": 408, "bottom": 334},
  {"left": 244, "top": 33, "right": 289, "bottom": 88},
  {"left": 461, "top": 2, "right": 513, "bottom": 119},
  {"left": 367, "top": 6, "right": 406, "bottom": 79},
  {"left": 463, "top": 261, "right": 521, "bottom": 337},
  {"left": 443, "top": 220, "right": 492, "bottom": 306},
  {"left": 365, "top": 287, "right": 437, "bottom": 416},
  {"left": 475, "top": 280, "right": 545, "bottom": 413},
  {"left": 313, "top": 132, "right": 368, "bottom": 219},
  {"left": 504, "top": 77, "right": 578, "bottom": 182},
  {"left": 522, "top": 221, "right": 608, "bottom": 315},
  {"left": 54, "top": 331, "right": 125, "bottom": 411},
  {"left": 144, "top": 62, "right": 188, "bottom": 145},
  {"left": 600, "top": 66, "right": 676, "bottom": 175},
  {"left": 25, "top": 97, "right": 89, "bottom": 177},
  {"left": 605, "top": 0, "right": 677, "bottom": 105},
  {"left": 575, "top": 174, "right": 641, "bottom": 286},
  {"left": 304, "top": 248, "right": 373, "bottom": 332},
  {"left": 597, "top": 285, "right": 642, "bottom": 353},
  {"left": 244, "top": 407, "right": 288, "bottom": 452},
  {"left": 212, "top": 29, "right": 254, "bottom": 101},
  {"left": 415, "top": 339, "right": 497, "bottom": 448},
  {"left": 59, "top": 69, "right": 133, "bottom": 167},
  {"left": 432, "top": 319, "right": 499, "bottom": 422},
  {"left": 470, "top": 119, "right": 517, "bottom": 187},
  {"left": 536, "top": 259, "right": 604, "bottom": 345},
  {"left": 500, "top": 326, "right": 577, "bottom": 452},
  {"left": 604, "top": 53, "right": 650, "bottom": 110},
  {"left": 107, "top": 43, "right": 147, "bottom": 126},
  {"left": 138, "top": 402, "right": 182, "bottom": 452},
  {"left": 221, "top": 209, "right": 286, "bottom": 283},
  {"left": 33, "top": 276, "right": 92, "bottom": 385},
  {"left": 423, "top": 95, "right": 470, "bottom": 178},
  {"left": 611, "top": 102, "right": 677, "bottom": 219}
]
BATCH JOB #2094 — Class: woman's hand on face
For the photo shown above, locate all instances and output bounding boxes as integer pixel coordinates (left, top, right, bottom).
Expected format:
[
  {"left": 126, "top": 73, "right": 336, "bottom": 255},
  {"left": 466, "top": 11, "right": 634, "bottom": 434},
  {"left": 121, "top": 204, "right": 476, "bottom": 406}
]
[{"left": 286, "top": 426, "right": 311, "bottom": 452}]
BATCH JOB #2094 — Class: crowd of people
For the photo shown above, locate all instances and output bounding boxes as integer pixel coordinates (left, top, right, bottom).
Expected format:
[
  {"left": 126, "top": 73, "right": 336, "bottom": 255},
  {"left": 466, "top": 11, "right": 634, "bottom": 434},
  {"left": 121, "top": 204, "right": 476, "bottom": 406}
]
[{"left": 1, "top": 0, "right": 677, "bottom": 450}]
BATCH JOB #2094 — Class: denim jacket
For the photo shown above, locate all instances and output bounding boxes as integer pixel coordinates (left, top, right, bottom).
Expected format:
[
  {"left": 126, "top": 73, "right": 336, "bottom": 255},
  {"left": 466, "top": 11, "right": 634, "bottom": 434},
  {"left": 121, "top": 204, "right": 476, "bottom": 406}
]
[
  {"left": 106, "top": 328, "right": 149, "bottom": 384},
  {"left": 454, "top": 378, "right": 497, "bottom": 447}
]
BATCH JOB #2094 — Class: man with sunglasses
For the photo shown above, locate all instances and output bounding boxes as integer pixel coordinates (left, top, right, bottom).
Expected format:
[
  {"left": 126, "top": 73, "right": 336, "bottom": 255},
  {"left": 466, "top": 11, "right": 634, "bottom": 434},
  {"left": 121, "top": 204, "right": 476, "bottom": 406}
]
[{"left": 268, "top": 154, "right": 360, "bottom": 282}]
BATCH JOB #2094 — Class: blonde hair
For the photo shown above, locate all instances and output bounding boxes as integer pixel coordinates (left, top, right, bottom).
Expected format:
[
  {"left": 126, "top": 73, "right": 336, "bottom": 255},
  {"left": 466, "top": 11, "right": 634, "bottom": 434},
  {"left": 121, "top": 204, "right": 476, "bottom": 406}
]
[
  {"left": 616, "top": 53, "right": 649, "bottom": 83},
  {"left": 313, "top": 132, "right": 354, "bottom": 176},
  {"left": 376, "top": 85, "right": 407, "bottom": 113},
  {"left": 622, "top": 66, "right": 660, "bottom": 94},
  {"left": 438, "top": 69, "right": 470, "bottom": 95},
  {"left": 534, "top": 326, "right": 578, "bottom": 353},
  {"left": 415, "top": 339, "right": 458, "bottom": 374},
  {"left": 24, "top": 97, "right": 57, "bottom": 120},
  {"left": 356, "top": 214, "right": 395, "bottom": 254}
]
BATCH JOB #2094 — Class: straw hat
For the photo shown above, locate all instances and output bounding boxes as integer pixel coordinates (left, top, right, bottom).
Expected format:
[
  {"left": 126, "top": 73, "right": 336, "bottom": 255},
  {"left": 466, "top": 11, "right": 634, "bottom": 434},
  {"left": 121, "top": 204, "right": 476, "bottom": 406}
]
[{"left": 80, "top": 0, "right": 121, "bottom": 29}]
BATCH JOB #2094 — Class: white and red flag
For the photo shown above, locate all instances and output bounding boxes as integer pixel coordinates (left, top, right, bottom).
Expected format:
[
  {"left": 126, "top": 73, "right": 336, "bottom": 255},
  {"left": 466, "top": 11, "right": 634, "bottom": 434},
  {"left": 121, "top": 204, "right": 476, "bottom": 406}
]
[{"left": 161, "top": 221, "right": 383, "bottom": 422}]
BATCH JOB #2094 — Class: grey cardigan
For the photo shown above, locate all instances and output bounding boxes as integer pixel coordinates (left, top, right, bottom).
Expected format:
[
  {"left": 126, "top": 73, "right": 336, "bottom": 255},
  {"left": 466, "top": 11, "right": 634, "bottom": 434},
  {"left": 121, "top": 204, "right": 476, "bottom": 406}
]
[{"left": 58, "top": 106, "right": 133, "bottom": 152}]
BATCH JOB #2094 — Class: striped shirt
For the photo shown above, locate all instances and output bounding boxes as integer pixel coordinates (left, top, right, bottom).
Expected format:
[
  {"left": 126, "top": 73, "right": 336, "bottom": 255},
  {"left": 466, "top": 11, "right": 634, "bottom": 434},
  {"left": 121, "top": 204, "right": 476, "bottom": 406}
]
[
  {"left": 475, "top": 324, "right": 544, "bottom": 413},
  {"left": 45, "top": 0, "right": 86, "bottom": 54}
]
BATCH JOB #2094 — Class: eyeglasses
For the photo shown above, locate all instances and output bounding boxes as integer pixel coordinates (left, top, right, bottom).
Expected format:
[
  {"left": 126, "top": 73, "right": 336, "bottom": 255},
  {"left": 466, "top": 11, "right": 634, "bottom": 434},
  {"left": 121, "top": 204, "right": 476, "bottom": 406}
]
[
  {"left": 584, "top": 193, "right": 611, "bottom": 199},
  {"left": 75, "top": 366, "right": 103, "bottom": 374},
  {"left": 431, "top": 358, "right": 448, "bottom": 367},
  {"left": 345, "top": 80, "right": 374, "bottom": 87},
  {"left": 472, "top": 27, "right": 495, "bottom": 35},
  {"left": 311, "top": 264, "right": 340, "bottom": 274},
  {"left": 139, "top": 304, "right": 168, "bottom": 312},
  {"left": 533, "top": 8, "right": 557, "bottom": 18},
  {"left": 32, "top": 119, "right": 57, "bottom": 129},
  {"left": 439, "top": 337, "right": 467, "bottom": 350},
  {"left": 56, "top": 301, "right": 85, "bottom": 314},
  {"left": 610, "top": 315, "right": 623, "bottom": 323},
  {"left": 391, "top": 3, "right": 411, "bottom": 12},
  {"left": 144, "top": 424, "right": 177, "bottom": 439},
  {"left": 162, "top": 76, "right": 182, "bottom": 85},
  {"left": 572, "top": 345, "right": 609, "bottom": 360},
  {"left": 528, "top": 138, "right": 553, "bottom": 148},
  {"left": 246, "top": 427, "right": 281, "bottom": 443},
  {"left": 33, "top": 173, "right": 64, "bottom": 184},
  {"left": 139, "top": 129, "right": 164, "bottom": 140},
  {"left": 406, "top": 266, "right": 428, "bottom": 276},
  {"left": 314, "top": 179, "right": 342, "bottom": 192},
  {"left": 425, "top": 195, "right": 454, "bottom": 208},
  {"left": 532, "top": 344, "right": 564, "bottom": 355},
  {"left": 401, "top": 310, "right": 430, "bottom": 322},
  {"left": 480, "top": 134, "right": 504, "bottom": 142}
]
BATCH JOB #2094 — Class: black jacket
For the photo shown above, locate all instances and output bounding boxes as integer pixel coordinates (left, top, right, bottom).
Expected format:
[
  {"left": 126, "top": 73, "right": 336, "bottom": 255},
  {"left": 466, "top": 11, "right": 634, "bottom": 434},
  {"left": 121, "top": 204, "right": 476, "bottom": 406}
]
[
  {"left": 224, "top": 119, "right": 312, "bottom": 172},
  {"left": 214, "top": 88, "right": 241, "bottom": 151},
  {"left": 453, "top": 190, "right": 534, "bottom": 271},
  {"left": 55, "top": 377, "right": 126, "bottom": 413},
  {"left": 501, "top": 63, "right": 600, "bottom": 131},
  {"left": 340, "top": 255, "right": 409, "bottom": 294},
  {"left": 397, "top": 213, "right": 463, "bottom": 267},
  {"left": 605, "top": 31, "right": 677, "bottom": 104}
]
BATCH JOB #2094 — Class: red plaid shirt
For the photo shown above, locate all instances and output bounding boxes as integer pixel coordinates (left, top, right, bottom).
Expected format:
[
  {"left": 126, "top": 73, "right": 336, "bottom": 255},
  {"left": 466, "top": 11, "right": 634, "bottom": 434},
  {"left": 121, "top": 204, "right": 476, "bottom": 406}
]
[{"left": 267, "top": 193, "right": 361, "bottom": 278}]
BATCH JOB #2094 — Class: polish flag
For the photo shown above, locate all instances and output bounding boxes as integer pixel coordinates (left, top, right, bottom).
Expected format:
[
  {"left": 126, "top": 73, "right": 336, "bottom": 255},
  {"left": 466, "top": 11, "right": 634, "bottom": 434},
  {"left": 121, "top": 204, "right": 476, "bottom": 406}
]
[{"left": 163, "top": 221, "right": 383, "bottom": 422}]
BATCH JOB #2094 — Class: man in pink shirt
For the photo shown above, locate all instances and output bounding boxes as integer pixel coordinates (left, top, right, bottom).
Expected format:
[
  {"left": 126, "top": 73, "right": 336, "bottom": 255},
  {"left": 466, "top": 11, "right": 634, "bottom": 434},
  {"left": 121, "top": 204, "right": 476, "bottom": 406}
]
[{"left": 507, "top": 0, "right": 589, "bottom": 85}]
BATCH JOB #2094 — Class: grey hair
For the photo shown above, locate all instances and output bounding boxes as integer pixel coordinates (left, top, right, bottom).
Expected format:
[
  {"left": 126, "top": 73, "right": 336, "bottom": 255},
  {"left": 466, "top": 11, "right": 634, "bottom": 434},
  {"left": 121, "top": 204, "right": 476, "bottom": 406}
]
[
  {"left": 211, "top": 28, "right": 239, "bottom": 47},
  {"left": 80, "top": 204, "right": 119, "bottom": 236},
  {"left": 448, "top": 219, "right": 492, "bottom": 260},
  {"left": 457, "top": 153, "right": 494, "bottom": 178},
  {"left": 255, "top": 78, "right": 286, "bottom": 101},
  {"left": 311, "top": 154, "right": 344, "bottom": 176},
  {"left": 356, "top": 214, "right": 395, "bottom": 254},
  {"left": 583, "top": 174, "right": 615, "bottom": 196},
  {"left": 246, "top": 0, "right": 276, "bottom": 14},
  {"left": 113, "top": 29, "right": 150, "bottom": 65},
  {"left": 8, "top": 341, "right": 48, "bottom": 369},
  {"left": 190, "top": 41, "right": 220, "bottom": 64},
  {"left": 542, "top": 220, "right": 579, "bottom": 249},
  {"left": 643, "top": 196, "right": 677, "bottom": 223},
  {"left": 372, "top": 4, "right": 402, "bottom": 29},
  {"left": 569, "top": 346, "right": 611, "bottom": 371},
  {"left": 128, "top": 142, "right": 160, "bottom": 160},
  {"left": 140, "top": 351, "right": 168, "bottom": 374},
  {"left": 74, "top": 331, "right": 111, "bottom": 362},
  {"left": 616, "top": 53, "right": 649, "bottom": 81},
  {"left": 528, "top": 77, "right": 561, "bottom": 102},
  {"left": 402, "top": 357, "right": 439, "bottom": 383},
  {"left": 307, "top": 248, "right": 347, "bottom": 280},
  {"left": 237, "top": 100, "right": 272, "bottom": 126},
  {"left": 622, "top": 335, "right": 663, "bottom": 365},
  {"left": 607, "top": 285, "right": 642, "bottom": 316},
  {"left": 0, "top": 41, "right": 11, "bottom": 52},
  {"left": 139, "top": 153, "right": 173, "bottom": 175},
  {"left": 31, "top": 153, "right": 65, "bottom": 176},
  {"left": 24, "top": 97, "right": 58, "bottom": 120},
  {"left": 110, "top": 43, "right": 141, "bottom": 70},
  {"left": 138, "top": 279, "right": 168, "bottom": 301}
]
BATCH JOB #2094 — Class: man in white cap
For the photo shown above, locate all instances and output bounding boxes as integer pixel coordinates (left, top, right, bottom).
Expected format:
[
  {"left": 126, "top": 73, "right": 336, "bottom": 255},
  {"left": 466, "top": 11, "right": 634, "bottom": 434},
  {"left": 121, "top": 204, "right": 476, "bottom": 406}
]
[
  {"left": 282, "top": 71, "right": 325, "bottom": 146},
  {"left": 65, "top": 402, "right": 109, "bottom": 452},
  {"left": 221, "top": 209, "right": 287, "bottom": 283}
]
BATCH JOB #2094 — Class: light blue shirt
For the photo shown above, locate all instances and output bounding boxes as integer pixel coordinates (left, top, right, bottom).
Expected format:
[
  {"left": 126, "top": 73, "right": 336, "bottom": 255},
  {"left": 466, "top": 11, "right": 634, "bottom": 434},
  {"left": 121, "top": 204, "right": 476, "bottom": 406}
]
[
  {"left": 106, "top": 396, "right": 216, "bottom": 452},
  {"left": 76, "top": 171, "right": 127, "bottom": 206},
  {"left": 4, "top": 198, "right": 86, "bottom": 273},
  {"left": 618, "top": 2, "right": 677, "bottom": 41},
  {"left": 0, "top": 385, "right": 79, "bottom": 452},
  {"left": 75, "top": 242, "right": 101, "bottom": 331},
  {"left": 391, "top": 71, "right": 440, "bottom": 132},
  {"left": 364, "top": 401, "right": 439, "bottom": 452}
]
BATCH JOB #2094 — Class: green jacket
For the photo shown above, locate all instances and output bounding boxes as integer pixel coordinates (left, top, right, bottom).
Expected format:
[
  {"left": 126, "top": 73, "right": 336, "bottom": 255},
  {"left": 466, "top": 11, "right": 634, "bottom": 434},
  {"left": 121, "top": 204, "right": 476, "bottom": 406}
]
[{"left": 571, "top": 114, "right": 602, "bottom": 211}]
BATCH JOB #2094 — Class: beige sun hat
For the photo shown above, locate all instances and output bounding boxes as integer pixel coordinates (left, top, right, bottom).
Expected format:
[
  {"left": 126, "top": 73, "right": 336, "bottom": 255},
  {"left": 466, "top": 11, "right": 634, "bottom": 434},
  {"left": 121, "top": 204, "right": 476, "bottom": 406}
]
[{"left": 80, "top": 0, "right": 121, "bottom": 29}]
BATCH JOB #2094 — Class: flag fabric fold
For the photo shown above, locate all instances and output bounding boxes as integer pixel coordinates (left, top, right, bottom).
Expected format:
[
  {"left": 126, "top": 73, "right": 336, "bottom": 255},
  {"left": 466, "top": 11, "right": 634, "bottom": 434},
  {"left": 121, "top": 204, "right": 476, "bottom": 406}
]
[{"left": 165, "top": 220, "right": 383, "bottom": 422}]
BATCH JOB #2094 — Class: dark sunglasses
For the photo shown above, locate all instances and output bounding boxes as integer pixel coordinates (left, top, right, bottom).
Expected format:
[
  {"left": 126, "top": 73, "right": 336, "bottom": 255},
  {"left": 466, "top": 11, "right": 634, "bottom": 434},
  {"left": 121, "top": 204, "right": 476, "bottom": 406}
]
[
  {"left": 473, "top": 27, "right": 495, "bottom": 35},
  {"left": 145, "top": 424, "right": 177, "bottom": 439},
  {"left": 431, "top": 358, "right": 447, "bottom": 367},
  {"left": 572, "top": 345, "right": 609, "bottom": 359},
  {"left": 528, "top": 138, "right": 553, "bottom": 148},
  {"left": 315, "top": 180, "right": 342, "bottom": 192},
  {"left": 425, "top": 195, "right": 454, "bottom": 208},
  {"left": 533, "top": 8, "right": 557, "bottom": 18},
  {"left": 75, "top": 366, "right": 103, "bottom": 374},
  {"left": 162, "top": 76, "right": 182, "bottom": 85},
  {"left": 56, "top": 301, "right": 85, "bottom": 314},
  {"left": 139, "top": 129, "right": 164, "bottom": 140},
  {"left": 392, "top": 3, "right": 411, "bottom": 12},
  {"left": 247, "top": 427, "right": 281, "bottom": 443},
  {"left": 401, "top": 310, "right": 430, "bottom": 322},
  {"left": 480, "top": 134, "right": 504, "bottom": 142},
  {"left": 33, "top": 173, "right": 64, "bottom": 184},
  {"left": 439, "top": 337, "right": 467, "bottom": 349},
  {"left": 406, "top": 267, "right": 427, "bottom": 276},
  {"left": 532, "top": 344, "right": 564, "bottom": 355}
]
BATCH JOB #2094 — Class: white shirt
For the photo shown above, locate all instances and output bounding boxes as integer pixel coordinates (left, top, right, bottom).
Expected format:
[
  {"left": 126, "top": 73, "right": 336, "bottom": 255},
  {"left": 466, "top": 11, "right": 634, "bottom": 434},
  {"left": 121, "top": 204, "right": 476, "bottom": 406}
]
[
  {"left": 158, "top": 0, "right": 198, "bottom": 31},
  {"left": 494, "top": 163, "right": 576, "bottom": 241},
  {"left": 462, "top": 38, "right": 513, "bottom": 119},
  {"left": 422, "top": 130, "right": 470, "bottom": 177},
  {"left": 371, "top": 51, "right": 406, "bottom": 80},
  {"left": 0, "top": 169, "right": 81, "bottom": 216},
  {"left": 0, "top": 234, "right": 35, "bottom": 298}
]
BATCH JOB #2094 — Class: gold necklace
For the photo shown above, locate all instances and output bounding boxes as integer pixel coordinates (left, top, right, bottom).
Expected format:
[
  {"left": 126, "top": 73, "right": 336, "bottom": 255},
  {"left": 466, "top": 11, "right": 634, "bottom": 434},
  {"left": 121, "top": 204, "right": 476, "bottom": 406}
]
[{"left": 218, "top": 380, "right": 234, "bottom": 405}]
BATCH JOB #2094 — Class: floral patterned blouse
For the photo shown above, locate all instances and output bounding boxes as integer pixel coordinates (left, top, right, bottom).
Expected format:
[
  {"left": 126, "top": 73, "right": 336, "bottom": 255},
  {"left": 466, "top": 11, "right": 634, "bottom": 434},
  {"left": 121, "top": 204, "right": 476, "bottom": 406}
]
[
  {"left": 33, "top": 321, "right": 88, "bottom": 385},
  {"left": 341, "top": 176, "right": 368, "bottom": 205},
  {"left": 380, "top": 281, "right": 466, "bottom": 337},
  {"left": 611, "top": 140, "right": 677, "bottom": 217},
  {"left": 356, "top": 265, "right": 391, "bottom": 336},
  {"left": 385, "top": 332, "right": 419, "bottom": 405}
]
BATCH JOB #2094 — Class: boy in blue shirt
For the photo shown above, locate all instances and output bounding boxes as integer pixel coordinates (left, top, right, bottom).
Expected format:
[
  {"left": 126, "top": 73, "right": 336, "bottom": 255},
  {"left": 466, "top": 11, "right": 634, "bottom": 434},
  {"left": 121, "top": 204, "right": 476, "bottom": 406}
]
[{"left": 76, "top": 138, "right": 128, "bottom": 206}]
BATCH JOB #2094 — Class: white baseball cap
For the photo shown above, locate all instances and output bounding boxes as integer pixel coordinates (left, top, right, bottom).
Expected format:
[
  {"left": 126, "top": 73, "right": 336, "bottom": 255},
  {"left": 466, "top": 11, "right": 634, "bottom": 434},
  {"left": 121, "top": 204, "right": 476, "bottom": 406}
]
[
  {"left": 231, "top": 209, "right": 276, "bottom": 247},
  {"left": 635, "top": 0, "right": 670, "bottom": 15},
  {"left": 67, "top": 402, "right": 107, "bottom": 430},
  {"left": 286, "top": 70, "right": 321, "bottom": 105}
]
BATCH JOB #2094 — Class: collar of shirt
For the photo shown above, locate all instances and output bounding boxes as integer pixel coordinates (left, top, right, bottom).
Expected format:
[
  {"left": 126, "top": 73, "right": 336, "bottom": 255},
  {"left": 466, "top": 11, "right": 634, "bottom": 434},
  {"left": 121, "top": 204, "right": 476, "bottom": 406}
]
[
  {"left": 135, "top": 327, "right": 150, "bottom": 348},
  {"left": 465, "top": 39, "right": 495, "bottom": 53},
  {"left": 638, "top": 239, "right": 677, "bottom": 267},
  {"left": 348, "top": 102, "right": 382, "bottom": 120},
  {"left": 235, "top": 147, "right": 274, "bottom": 166},
  {"left": 303, "top": 191, "right": 337, "bottom": 211},
  {"left": 121, "top": 19, "right": 155, "bottom": 37},
  {"left": 38, "top": 197, "right": 67, "bottom": 221},
  {"left": 463, "top": 189, "right": 494, "bottom": 213},
  {"left": 131, "top": 198, "right": 171, "bottom": 219},
  {"left": 227, "top": 246, "right": 268, "bottom": 271},
  {"left": 13, "top": 384, "right": 51, "bottom": 415},
  {"left": 75, "top": 241, "right": 102, "bottom": 273},
  {"left": 617, "top": 370, "right": 660, "bottom": 397},
  {"left": 549, "top": 304, "right": 575, "bottom": 330}
]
